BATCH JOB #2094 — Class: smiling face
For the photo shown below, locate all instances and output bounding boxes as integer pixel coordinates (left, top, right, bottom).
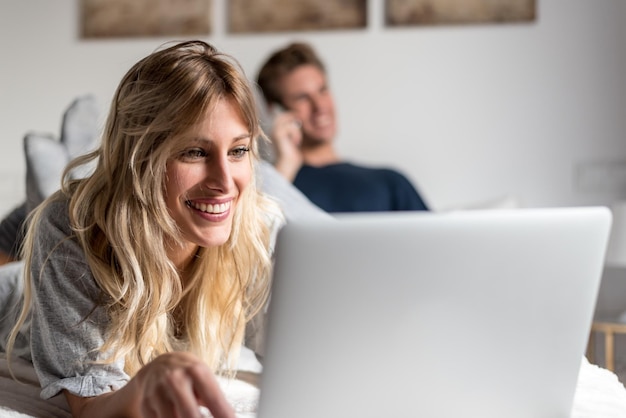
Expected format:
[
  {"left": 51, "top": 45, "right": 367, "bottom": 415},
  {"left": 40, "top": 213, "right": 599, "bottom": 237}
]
[
  {"left": 279, "top": 64, "right": 337, "bottom": 146},
  {"left": 164, "top": 98, "right": 252, "bottom": 266}
]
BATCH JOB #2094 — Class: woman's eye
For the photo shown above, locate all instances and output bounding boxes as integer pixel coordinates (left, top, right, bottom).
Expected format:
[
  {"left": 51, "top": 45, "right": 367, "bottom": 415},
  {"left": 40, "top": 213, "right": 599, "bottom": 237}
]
[
  {"left": 179, "top": 148, "right": 206, "bottom": 160},
  {"left": 229, "top": 146, "right": 250, "bottom": 159}
]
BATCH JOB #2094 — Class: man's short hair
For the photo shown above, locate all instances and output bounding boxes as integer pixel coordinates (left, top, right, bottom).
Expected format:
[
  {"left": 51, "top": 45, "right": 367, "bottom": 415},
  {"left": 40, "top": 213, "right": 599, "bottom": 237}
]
[{"left": 256, "top": 42, "right": 326, "bottom": 106}]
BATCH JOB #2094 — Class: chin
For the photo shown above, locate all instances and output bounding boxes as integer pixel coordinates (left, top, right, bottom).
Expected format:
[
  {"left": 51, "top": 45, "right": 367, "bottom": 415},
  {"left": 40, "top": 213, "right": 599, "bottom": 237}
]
[
  {"left": 308, "top": 134, "right": 333, "bottom": 145},
  {"left": 199, "top": 227, "right": 232, "bottom": 248},
  {"left": 318, "top": 129, "right": 336, "bottom": 143}
]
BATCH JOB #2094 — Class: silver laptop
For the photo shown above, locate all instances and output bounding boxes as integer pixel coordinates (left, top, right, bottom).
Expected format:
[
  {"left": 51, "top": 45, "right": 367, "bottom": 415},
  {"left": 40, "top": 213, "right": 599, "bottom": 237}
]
[{"left": 257, "top": 207, "right": 612, "bottom": 418}]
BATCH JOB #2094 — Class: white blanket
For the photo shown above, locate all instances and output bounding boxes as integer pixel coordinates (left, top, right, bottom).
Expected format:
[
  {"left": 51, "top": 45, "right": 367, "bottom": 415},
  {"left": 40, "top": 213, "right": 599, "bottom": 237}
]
[
  {"left": 1, "top": 353, "right": 625, "bottom": 418},
  {"left": 0, "top": 352, "right": 260, "bottom": 418}
]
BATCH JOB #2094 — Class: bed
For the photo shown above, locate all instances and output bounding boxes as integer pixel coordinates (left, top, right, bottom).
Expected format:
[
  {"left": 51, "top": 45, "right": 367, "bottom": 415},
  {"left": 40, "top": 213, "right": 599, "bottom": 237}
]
[
  {"left": 2, "top": 96, "right": 626, "bottom": 417},
  {"left": 1, "top": 350, "right": 626, "bottom": 417}
]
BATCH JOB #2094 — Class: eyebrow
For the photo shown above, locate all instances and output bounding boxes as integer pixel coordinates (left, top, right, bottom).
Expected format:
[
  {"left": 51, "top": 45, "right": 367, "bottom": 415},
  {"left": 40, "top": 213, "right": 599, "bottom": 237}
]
[
  {"left": 232, "top": 133, "right": 252, "bottom": 142},
  {"left": 189, "top": 133, "right": 252, "bottom": 145}
]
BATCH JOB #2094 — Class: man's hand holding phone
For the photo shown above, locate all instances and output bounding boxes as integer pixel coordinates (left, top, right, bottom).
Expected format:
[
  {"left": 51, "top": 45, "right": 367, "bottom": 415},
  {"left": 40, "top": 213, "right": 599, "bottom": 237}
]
[{"left": 270, "top": 107, "right": 303, "bottom": 182}]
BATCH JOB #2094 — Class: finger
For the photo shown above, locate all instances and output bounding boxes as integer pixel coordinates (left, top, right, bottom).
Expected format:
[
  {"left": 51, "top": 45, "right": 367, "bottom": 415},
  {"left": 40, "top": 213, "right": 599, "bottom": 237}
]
[
  {"left": 139, "top": 379, "right": 172, "bottom": 418},
  {"left": 275, "top": 111, "right": 301, "bottom": 131},
  {"left": 287, "top": 124, "right": 302, "bottom": 146},
  {"left": 285, "top": 117, "right": 301, "bottom": 133},
  {"left": 196, "top": 384, "right": 234, "bottom": 418},
  {"left": 166, "top": 371, "right": 205, "bottom": 418},
  {"left": 189, "top": 367, "right": 234, "bottom": 418}
]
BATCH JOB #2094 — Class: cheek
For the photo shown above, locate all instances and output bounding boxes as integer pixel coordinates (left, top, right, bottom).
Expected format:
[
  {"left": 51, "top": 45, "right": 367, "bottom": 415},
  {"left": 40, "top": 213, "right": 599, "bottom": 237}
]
[
  {"left": 325, "top": 96, "right": 335, "bottom": 112},
  {"left": 288, "top": 101, "right": 308, "bottom": 117},
  {"left": 233, "top": 163, "right": 253, "bottom": 192},
  {"left": 163, "top": 176, "right": 180, "bottom": 214},
  {"left": 164, "top": 164, "right": 192, "bottom": 204},
  {"left": 296, "top": 106, "right": 310, "bottom": 119}
]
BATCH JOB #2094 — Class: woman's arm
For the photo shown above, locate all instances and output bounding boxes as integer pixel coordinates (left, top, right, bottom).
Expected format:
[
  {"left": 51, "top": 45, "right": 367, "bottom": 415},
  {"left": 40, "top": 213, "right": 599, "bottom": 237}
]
[
  {"left": 27, "top": 198, "right": 232, "bottom": 417},
  {"left": 64, "top": 352, "right": 235, "bottom": 418}
]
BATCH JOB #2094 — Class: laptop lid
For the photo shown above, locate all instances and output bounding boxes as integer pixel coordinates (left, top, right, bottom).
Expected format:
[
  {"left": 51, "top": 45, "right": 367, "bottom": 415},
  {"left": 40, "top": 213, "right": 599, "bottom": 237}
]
[{"left": 257, "top": 207, "right": 612, "bottom": 418}]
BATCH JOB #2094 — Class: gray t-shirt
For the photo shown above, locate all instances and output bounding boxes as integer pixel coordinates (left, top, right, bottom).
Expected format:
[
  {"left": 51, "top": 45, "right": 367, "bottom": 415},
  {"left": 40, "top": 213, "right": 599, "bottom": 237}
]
[
  {"left": 0, "top": 162, "right": 329, "bottom": 400},
  {"left": 13, "top": 191, "right": 286, "bottom": 400},
  {"left": 28, "top": 196, "right": 129, "bottom": 399}
]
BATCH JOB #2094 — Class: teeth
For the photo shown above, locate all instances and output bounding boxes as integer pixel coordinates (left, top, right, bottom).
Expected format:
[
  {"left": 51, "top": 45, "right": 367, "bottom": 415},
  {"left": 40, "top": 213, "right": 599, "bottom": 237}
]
[
  {"left": 313, "top": 115, "right": 331, "bottom": 128},
  {"left": 189, "top": 200, "right": 231, "bottom": 214}
]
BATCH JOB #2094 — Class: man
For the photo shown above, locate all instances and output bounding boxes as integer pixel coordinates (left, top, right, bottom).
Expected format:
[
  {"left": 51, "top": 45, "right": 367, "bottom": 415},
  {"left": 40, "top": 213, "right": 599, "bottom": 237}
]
[{"left": 256, "top": 42, "right": 429, "bottom": 213}]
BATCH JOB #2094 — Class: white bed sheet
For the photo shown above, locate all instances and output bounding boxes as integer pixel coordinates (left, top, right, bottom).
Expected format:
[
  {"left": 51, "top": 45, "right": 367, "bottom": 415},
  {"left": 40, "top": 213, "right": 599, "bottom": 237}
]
[
  {"left": 0, "top": 352, "right": 259, "bottom": 418},
  {"left": 1, "top": 354, "right": 625, "bottom": 418}
]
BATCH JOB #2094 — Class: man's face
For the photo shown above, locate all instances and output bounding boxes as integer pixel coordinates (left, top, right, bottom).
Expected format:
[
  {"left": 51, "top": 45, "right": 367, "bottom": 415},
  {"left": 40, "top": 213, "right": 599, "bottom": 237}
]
[{"left": 278, "top": 64, "right": 337, "bottom": 146}]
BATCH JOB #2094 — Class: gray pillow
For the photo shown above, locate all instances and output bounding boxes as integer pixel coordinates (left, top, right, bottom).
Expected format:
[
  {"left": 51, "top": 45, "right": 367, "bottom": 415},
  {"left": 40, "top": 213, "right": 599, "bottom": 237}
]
[
  {"left": 24, "top": 95, "right": 100, "bottom": 213},
  {"left": 24, "top": 132, "right": 71, "bottom": 213},
  {"left": 256, "top": 160, "right": 333, "bottom": 222},
  {"left": 0, "top": 261, "right": 29, "bottom": 358},
  {"left": 0, "top": 203, "right": 28, "bottom": 259}
]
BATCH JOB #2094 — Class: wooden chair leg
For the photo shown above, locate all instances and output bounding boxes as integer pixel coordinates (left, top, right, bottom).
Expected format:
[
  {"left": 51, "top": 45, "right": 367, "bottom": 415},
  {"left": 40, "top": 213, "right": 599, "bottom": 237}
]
[
  {"left": 606, "top": 331, "right": 615, "bottom": 371},
  {"left": 589, "top": 321, "right": 626, "bottom": 371}
]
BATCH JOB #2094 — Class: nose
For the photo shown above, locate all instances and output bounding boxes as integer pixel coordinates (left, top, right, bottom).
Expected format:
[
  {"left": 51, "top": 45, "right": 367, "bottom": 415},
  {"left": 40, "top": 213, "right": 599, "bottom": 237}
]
[
  {"left": 204, "top": 155, "right": 231, "bottom": 192},
  {"left": 310, "top": 95, "right": 323, "bottom": 112}
]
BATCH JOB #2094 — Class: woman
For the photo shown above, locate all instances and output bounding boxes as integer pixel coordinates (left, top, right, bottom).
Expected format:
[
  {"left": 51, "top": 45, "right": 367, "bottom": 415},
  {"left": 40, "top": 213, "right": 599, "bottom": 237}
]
[{"left": 6, "top": 40, "right": 283, "bottom": 418}]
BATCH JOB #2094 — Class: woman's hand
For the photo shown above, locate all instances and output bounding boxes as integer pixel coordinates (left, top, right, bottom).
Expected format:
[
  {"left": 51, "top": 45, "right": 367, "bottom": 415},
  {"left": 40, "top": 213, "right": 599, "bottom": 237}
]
[
  {"left": 270, "top": 110, "right": 303, "bottom": 182},
  {"left": 133, "top": 352, "right": 234, "bottom": 418},
  {"left": 65, "top": 352, "right": 235, "bottom": 418}
]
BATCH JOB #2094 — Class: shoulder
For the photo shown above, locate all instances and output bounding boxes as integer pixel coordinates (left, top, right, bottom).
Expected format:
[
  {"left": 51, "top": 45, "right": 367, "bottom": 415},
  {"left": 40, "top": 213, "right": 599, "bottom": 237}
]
[
  {"left": 379, "top": 167, "right": 414, "bottom": 184},
  {"left": 352, "top": 164, "right": 429, "bottom": 211},
  {"left": 28, "top": 192, "right": 83, "bottom": 263},
  {"left": 299, "top": 163, "right": 374, "bottom": 179},
  {"left": 34, "top": 192, "right": 72, "bottom": 238},
  {"left": 339, "top": 162, "right": 413, "bottom": 183}
]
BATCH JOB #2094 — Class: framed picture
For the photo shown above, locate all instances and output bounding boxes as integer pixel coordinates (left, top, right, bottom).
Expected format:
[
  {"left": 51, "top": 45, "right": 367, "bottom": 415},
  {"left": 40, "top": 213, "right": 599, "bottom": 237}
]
[
  {"left": 228, "top": 0, "right": 366, "bottom": 33},
  {"left": 81, "top": 0, "right": 212, "bottom": 39},
  {"left": 386, "top": 0, "right": 536, "bottom": 27}
]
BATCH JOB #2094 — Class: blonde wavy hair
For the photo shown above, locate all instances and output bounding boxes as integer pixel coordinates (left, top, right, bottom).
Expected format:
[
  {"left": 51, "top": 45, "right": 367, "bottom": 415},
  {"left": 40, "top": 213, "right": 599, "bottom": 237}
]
[{"left": 8, "top": 40, "right": 282, "bottom": 377}]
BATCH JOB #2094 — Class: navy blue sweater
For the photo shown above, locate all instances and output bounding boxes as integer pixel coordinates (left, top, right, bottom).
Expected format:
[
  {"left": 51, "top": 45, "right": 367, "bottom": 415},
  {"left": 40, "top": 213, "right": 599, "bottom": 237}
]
[{"left": 293, "top": 163, "right": 429, "bottom": 213}]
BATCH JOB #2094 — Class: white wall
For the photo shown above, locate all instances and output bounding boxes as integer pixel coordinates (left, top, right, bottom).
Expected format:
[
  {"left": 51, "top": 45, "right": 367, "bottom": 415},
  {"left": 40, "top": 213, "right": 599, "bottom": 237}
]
[{"left": 1, "top": 0, "right": 626, "bottom": 216}]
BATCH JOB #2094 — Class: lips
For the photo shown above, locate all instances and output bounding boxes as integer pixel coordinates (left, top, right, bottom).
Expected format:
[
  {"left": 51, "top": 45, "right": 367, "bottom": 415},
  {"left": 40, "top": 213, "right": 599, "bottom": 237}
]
[{"left": 312, "top": 114, "right": 332, "bottom": 129}]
